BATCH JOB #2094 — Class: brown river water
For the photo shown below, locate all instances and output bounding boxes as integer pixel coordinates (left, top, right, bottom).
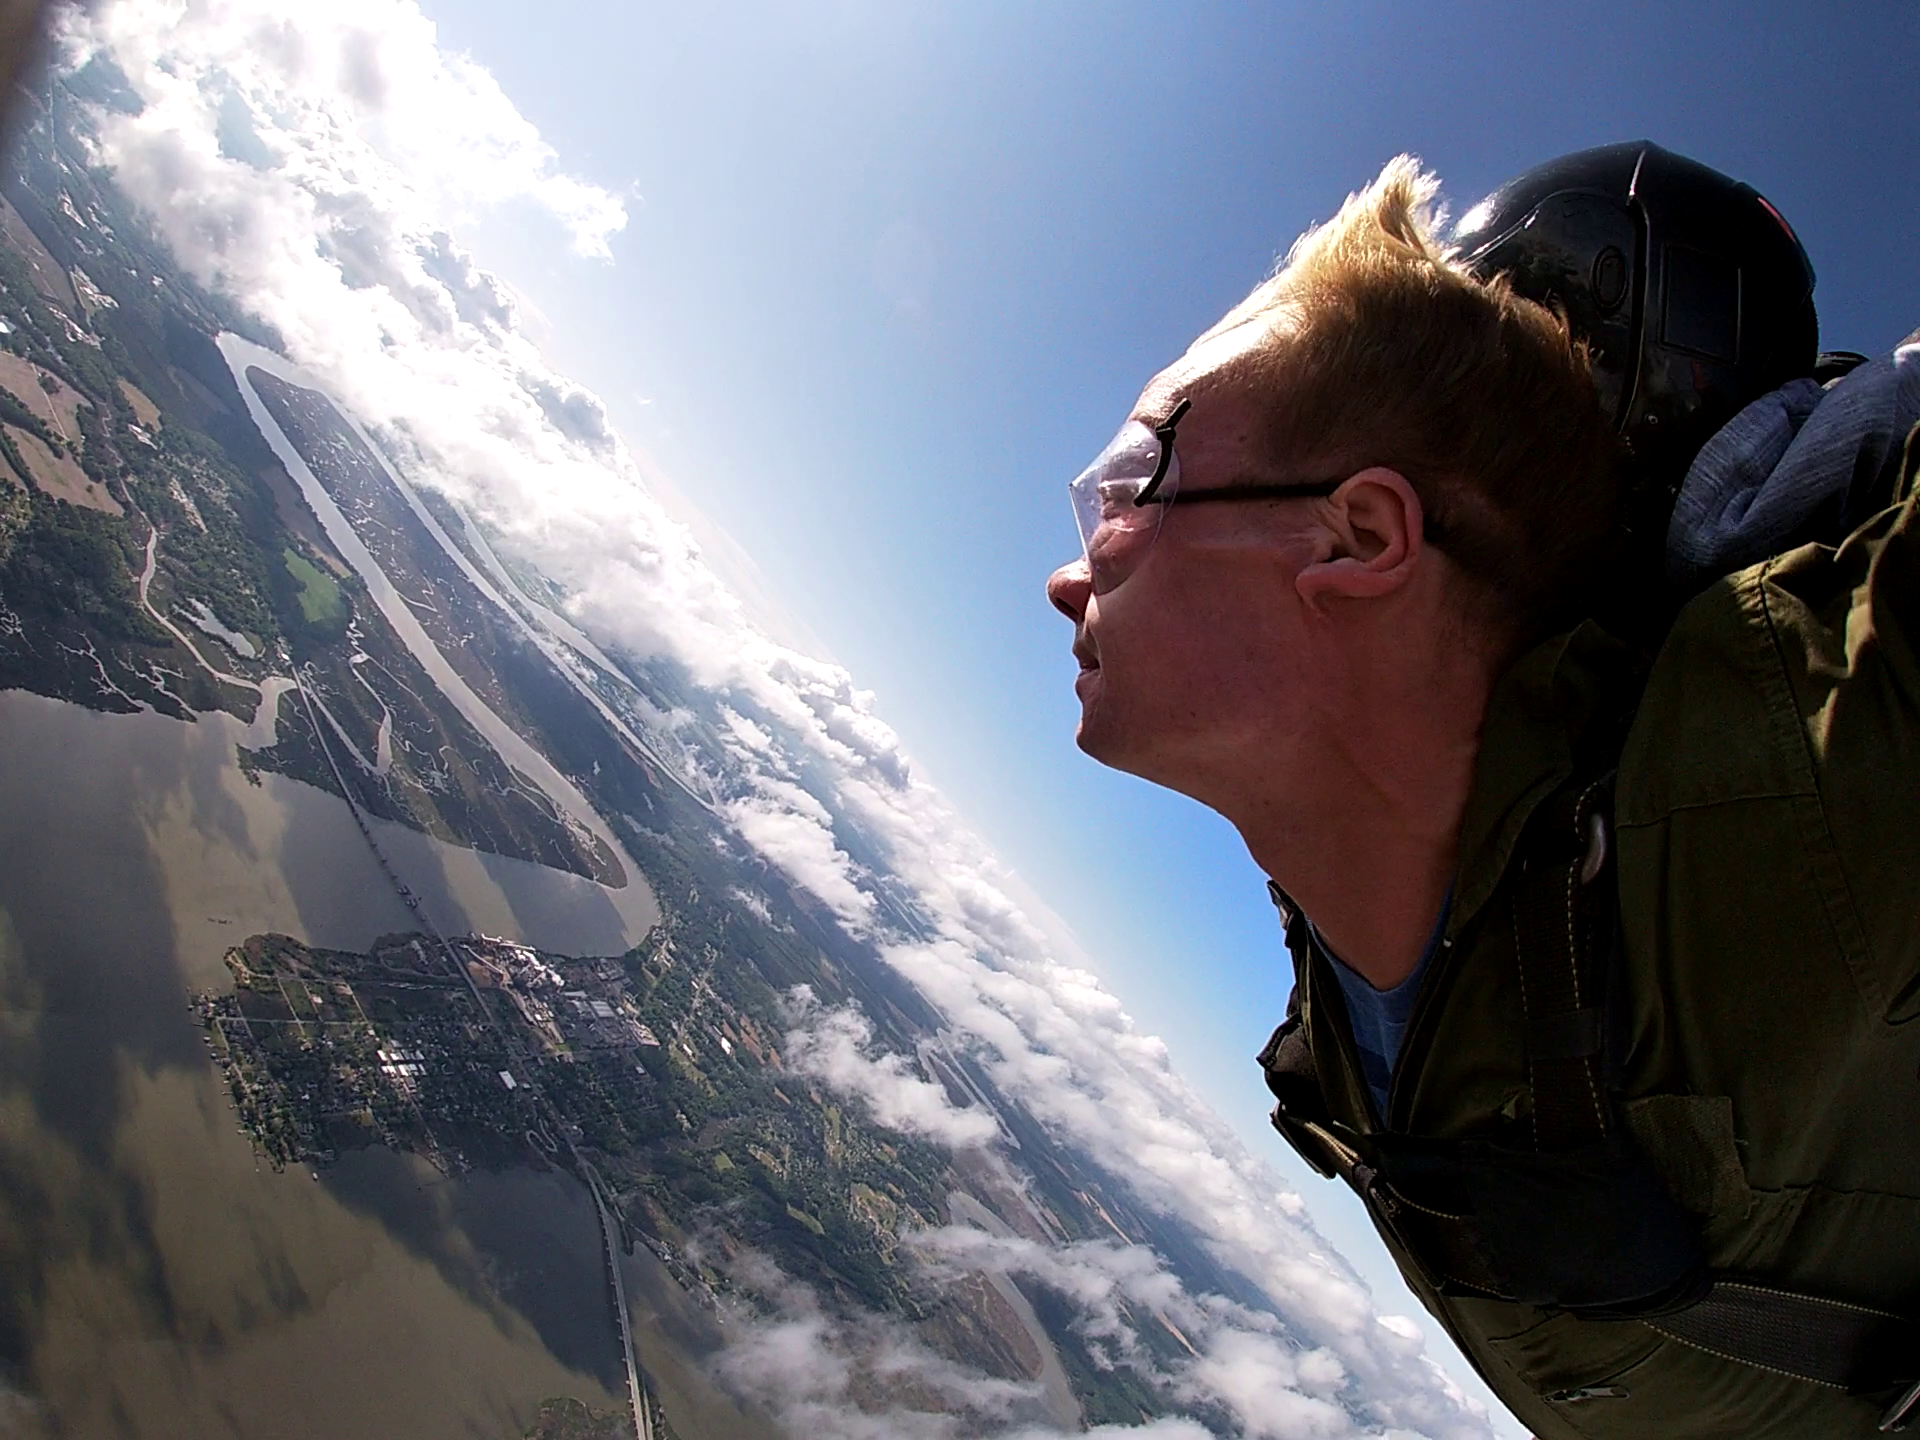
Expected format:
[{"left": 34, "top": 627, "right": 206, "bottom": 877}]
[{"left": 0, "top": 689, "right": 763, "bottom": 1439}]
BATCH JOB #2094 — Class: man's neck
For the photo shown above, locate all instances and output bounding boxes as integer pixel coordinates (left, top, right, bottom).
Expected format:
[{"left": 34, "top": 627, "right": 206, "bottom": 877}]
[{"left": 1227, "top": 673, "right": 1489, "bottom": 991}]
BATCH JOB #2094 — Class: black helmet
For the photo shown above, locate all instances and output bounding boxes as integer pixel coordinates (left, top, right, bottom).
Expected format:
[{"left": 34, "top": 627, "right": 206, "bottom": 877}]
[{"left": 1452, "top": 140, "right": 1818, "bottom": 499}]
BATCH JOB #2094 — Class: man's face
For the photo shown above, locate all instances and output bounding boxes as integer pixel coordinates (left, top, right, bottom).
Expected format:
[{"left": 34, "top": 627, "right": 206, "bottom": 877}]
[{"left": 1046, "top": 326, "right": 1326, "bottom": 795}]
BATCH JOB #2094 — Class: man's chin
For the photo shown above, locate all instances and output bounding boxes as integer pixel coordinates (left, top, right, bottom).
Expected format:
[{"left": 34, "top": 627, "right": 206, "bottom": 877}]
[
  {"left": 1073, "top": 722, "right": 1100, "bottom": 759},
  {"left": 1075, "top": 724, "right": 1162, "bottom": 787},
  {"left": 1072, "top": 672, "right": 1152, "bottom": 772},
  {"left": 1074, "top": 703, "right": 1178, "bottom": 788},
  {"left": 1072, "top": 696, "right": 1123, "bottom": 766},
  {"left": 1072, "top": 709, "right": 1099, "bottom": 758}
]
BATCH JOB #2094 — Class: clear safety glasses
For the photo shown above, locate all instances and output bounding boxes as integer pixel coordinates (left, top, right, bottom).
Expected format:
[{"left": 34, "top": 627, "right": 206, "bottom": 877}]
[
  {"left": 1067, "top": 400, "right": 1190, "bottom": 595},
  {"left": 1067, "top": 398, "right": 1348, "bottom": 594}
]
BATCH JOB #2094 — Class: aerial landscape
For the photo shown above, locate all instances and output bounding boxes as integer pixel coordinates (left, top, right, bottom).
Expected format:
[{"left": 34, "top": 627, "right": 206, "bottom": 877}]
[{"left": 0, "top": 5, "right": 1490, "bottom": 1438}]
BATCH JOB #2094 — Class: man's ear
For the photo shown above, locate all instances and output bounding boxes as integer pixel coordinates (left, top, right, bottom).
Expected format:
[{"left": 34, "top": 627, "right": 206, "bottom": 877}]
[{"left": 1295, "top": 467, "right": 1425, "bottom": 605}]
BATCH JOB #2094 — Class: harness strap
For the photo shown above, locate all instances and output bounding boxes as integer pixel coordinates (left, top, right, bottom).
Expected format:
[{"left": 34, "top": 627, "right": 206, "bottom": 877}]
[
  {"left": 1510, "top": 775, "right": 1615, "bottom": 1151},
  {"left": 1505, "top": 778, "right": 1920, "bottom": 1408},
  {"left": 1651, "top": 1282, "right": 1920, "bottom": 1419}
]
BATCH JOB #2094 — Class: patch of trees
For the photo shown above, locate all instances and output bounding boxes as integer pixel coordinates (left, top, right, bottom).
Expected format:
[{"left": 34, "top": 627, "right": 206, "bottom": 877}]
[{"left": 0, "top": 486, "right": 161, "bottom": 642}]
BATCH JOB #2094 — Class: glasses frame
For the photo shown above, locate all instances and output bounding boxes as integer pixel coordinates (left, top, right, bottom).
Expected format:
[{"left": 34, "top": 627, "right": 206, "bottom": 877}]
[
  {"left": 1135, "top": 397, "right": 1350, "bottom": 510},
  {"left": 1069, "top": 396, "right": 1354, "bottom": 593}
]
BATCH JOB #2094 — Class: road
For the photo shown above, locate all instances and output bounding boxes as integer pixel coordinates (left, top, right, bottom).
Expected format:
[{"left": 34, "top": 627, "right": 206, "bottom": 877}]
[
  {"left": 131, "top": 389, "right": 664, "bottom": 1440},
  {"left": 296, "top": 669, "right": 658, "bottom": 1440}
]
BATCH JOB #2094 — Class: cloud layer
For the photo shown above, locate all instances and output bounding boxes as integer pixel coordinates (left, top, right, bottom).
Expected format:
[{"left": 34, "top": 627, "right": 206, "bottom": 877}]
[
  {"left": 58, "top": 4, "right": 1492, "bottom": 1435},
  {"left": 783, "top": 989, "right": 1001, "bottom": 1150}
]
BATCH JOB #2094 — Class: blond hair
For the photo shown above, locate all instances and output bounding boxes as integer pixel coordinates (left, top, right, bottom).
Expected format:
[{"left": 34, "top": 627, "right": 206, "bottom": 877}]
[{"left": 1204, "top": 156, "right": 1626, "bottom": 634}]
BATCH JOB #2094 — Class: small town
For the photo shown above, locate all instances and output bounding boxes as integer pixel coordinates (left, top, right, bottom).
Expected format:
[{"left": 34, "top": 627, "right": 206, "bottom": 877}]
[{"left": 195, "top": 930, "right": 671, "bottom": 1175}]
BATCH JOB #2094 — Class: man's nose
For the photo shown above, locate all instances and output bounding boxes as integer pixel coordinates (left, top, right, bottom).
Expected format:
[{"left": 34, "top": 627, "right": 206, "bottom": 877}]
[{"left": 1047, "top": 558, "right": 1092, "bottom": 622}]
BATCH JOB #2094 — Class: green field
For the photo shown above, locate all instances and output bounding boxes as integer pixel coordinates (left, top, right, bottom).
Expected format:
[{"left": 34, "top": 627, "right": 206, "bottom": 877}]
[{"left": 283, "top": 547, "right": 345, "bottom": 625}]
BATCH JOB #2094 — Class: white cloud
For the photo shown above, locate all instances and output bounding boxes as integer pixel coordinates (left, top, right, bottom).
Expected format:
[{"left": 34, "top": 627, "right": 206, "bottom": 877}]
[
  {"left": 910, "top": 1225, "right": 1353, "bottom": 1434},
  {"left": 70, "top": 0, "right": 626, "bottom": 261},
  {"left": 697, "top": 1235, "right": 1369, "bottom": 1440},
  {"left": 700, "top": 1244, "right": 1043, "bottom": 1439},
  {"left": 727, "top": 885, "right": 775, "bottom": 925},
  {"left": 722, "top": 784, "right": 875, "bottom": 931},
  {"left": 59, "top": 4, "right": 1494, "bottom": 1435},
  {"left": 783, "top": 988, "right": 999, "bottom": 1150}
]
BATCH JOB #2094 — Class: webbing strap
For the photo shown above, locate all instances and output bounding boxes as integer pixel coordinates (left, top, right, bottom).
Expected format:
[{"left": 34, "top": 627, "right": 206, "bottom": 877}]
[
  {"left": 1651, "top": 1281, "right": 1920, "bottom": 1398},
  {"left": 1510, "top": 776, "right": 1615, "bottom": 1151}
]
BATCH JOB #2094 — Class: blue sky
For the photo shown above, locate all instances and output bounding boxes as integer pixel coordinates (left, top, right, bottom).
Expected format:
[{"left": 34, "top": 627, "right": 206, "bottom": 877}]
[{"left": 415, "top": 0, "right": 1919, "bottom": 1417}]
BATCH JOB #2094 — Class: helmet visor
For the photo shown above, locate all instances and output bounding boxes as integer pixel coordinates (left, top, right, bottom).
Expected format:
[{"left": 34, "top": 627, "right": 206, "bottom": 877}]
[{"left": 1068, "top": 419, "right": 1179, "bottom": 595}]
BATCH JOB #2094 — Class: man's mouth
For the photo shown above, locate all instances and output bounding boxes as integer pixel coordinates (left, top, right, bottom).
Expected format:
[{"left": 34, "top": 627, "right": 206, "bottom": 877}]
[{"left": 1071, "top": 636, "right": 1101, "bottom": 702}]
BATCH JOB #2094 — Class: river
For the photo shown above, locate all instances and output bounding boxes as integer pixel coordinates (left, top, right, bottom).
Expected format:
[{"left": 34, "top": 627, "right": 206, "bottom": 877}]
[
  {"left": 0, "top": 687, "right": 618, "bottom": 1436},
  {"left": 0, "top": 328, "right": 790, "bottom": 1434},
  {"left": 0, "top": 684, "right": 775, "bottom": 1438}
]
